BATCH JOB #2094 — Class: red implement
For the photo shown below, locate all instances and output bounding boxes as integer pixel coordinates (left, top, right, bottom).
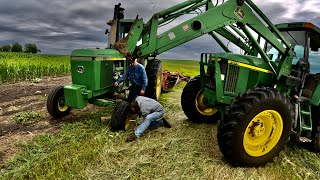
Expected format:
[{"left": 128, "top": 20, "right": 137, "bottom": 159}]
[{"left": 162, "top": 70, "right": 191, "bottom": 92}]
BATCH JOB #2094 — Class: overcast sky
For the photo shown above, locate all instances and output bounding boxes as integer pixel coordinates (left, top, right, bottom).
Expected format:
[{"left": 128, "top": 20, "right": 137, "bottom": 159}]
[{"left": 0, "top": 0, "right": 319, "bottom": 60}]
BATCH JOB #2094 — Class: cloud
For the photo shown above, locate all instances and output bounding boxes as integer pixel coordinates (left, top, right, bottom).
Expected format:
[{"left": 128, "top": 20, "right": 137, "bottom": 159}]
[{"left": 0, "top": 0, "right": 319, "bottom": 60}]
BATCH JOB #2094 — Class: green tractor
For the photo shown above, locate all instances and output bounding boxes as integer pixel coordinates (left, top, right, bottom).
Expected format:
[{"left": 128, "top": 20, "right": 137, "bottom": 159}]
[
  {"left": 47, "top": 3, "right": 163, "bottom": 131},
  {"left": 48, "top": 0, "right": 320, "bottom": 166}
]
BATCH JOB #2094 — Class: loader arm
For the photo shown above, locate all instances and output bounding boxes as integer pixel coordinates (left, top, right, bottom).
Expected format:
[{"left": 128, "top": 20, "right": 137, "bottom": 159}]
[{"left": 114, "top": 0, "right": 294, "bottom": 77}]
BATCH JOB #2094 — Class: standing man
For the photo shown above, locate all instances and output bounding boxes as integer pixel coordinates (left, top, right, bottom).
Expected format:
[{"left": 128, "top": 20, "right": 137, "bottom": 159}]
[
  {"left": 126, "top": 96, "right": 171, "bottom": 142},
  {"left": 114, "top": 57, "right": 148, "bottom": 102}
]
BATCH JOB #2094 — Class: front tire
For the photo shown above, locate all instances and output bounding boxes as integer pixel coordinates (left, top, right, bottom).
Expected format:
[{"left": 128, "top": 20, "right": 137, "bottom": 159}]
[
  {"left": 145, "top": 59, "right": 162, "bottom": 101},
  {"left": 218, "top": 87, "right": 293, "bottom": 167},
  {"left": 181, "top": 75, "right": 220, "bottom": 123},
  {"left": 47, "top": 86, "right": 71, "bottom": 119}
]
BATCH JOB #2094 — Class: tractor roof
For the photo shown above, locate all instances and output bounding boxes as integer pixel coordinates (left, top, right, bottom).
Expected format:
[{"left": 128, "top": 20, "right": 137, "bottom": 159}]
[
  {"left": 275, "top": 22, "right": 320, "bottom": 49},
  {"left": 275, "top": 22, "right": 320, "bottom": 34}
]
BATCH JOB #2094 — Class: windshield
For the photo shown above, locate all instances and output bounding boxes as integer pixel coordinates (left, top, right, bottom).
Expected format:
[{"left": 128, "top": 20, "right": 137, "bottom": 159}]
[
  {"left": 265, "top": 30, "right": 320, "bottom": 74},
  {"left": 265, "top": 31, "right": 306, "bottom": 63}
]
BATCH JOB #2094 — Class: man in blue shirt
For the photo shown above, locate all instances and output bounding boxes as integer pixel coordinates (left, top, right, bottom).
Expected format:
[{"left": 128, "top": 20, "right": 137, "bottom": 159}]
[{"left": 114, "top": 58, "right": 148, "bottom": 102}]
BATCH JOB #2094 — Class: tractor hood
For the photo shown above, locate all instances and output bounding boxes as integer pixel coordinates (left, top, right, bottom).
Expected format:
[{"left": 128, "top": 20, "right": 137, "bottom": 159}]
[
  {"left": 216, "top": 53, "right": 275, "bottom": 73},
  {"left": 71, "top": 48, "right": 126, "bottom": 60}
]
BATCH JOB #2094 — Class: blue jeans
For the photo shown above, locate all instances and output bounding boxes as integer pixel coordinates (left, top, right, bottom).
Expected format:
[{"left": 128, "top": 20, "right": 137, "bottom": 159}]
[
  {"left": 135, "top": 110, "right": 164, "bottom": 137},
  {"left": 127, "top": 84, "right": 142, "bottom": 103}
]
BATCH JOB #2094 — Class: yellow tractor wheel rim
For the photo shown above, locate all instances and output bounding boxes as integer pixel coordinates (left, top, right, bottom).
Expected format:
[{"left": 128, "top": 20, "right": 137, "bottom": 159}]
[
  {"left": 243, "top": 110, "right": 283, "bottom": 157},
  {"left": 125, "top": 114, "right": 136, "bottom": 131},
  {"left": 155, "top": 70, "right": 162, "bottom": 100},
  {"left": 195, "top": 91, "right": 218, "bottom": 116},
  {"left": 58, "top": 97, "right": 68, "bottom": 112},
  {"left": 125, "top": 119, "right": 132, "bottom": 131}
]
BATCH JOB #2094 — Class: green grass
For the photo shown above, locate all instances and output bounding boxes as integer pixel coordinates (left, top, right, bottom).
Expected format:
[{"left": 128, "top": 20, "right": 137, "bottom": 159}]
[
  {"left": 0, "top": 52, "right": 70, "bottom": 84},
  {"left": 161, "top": 59, "right": 200, "bottom": 77},
  {"left": 2, "top": 84, "right": 320, "bottom": 179},
  {"left": 13, "top": 111, "right": 43, "bottom": 125},
  {"left": 1, "top": 60, "right": 320, "bottom": 179}
]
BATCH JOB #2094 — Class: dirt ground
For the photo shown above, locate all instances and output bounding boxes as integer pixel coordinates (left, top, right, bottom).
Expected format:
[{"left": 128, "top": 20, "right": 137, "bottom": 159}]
[{"left": 0, "top": 76, "right": 101, "bottom": 164}]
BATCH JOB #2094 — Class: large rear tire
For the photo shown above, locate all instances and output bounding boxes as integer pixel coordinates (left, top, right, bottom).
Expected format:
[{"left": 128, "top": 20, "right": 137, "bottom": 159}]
[
  {"left": 47, "top": 86, "right": 71, "bottom": 119},
  {"left": 311, "top": 106, "right": 320, "bottom": 152},
  {"left": 110, "top": 101, "right": 135, "bottom": 131},
  {"left": 145, "top": 59, "right": 162, "bottom": 101},
  {"left": 181, "top": 75, "right": 220, "bottom": 123},
  {"left": 218, "top": 87, "right": 293, "bottom": 167}
]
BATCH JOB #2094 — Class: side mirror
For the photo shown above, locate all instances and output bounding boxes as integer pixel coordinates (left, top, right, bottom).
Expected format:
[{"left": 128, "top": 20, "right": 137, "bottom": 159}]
[{"left": 105, "top": 29, "right": 109, "bottom": 34}]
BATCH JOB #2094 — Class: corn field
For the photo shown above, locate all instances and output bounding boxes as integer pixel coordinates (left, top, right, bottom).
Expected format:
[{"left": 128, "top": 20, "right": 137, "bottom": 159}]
[{"left": 0, "top": 52, "right": 70, "bottom": 84}]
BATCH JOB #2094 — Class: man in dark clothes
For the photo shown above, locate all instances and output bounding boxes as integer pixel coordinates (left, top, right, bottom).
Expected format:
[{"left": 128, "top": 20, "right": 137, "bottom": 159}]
[
  {"left": 126, "top": 96, "right": 171, "bottom": 142},
  {"left": 114, "top": 58, "right": 148, "bottom": 102}
]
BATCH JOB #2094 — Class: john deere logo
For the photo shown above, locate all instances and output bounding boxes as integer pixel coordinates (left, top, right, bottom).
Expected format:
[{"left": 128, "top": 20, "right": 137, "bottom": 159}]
[
  {"left": 77, "top": 66, "right": 84, "bottom": 73},
  {"left": 234, "top": 6, "right": 245, "bottom": 20}
]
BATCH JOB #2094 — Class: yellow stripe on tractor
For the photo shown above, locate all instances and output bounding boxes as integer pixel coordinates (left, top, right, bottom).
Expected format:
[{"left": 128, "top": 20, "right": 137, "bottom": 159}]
[{"left": 228, "top": 60, "right": 273, "bottom": 74}]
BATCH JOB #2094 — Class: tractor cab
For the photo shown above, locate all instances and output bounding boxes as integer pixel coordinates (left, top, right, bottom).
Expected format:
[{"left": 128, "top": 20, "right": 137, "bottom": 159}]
[
  {"left": 266, "top": 22, "right": 320, "bottom": 74},
  {"left": 265, "top": 22, "right": 320, "bottom": 101},
  {"left": 106, "top": 3, "right": 134, "bottom": 49}
]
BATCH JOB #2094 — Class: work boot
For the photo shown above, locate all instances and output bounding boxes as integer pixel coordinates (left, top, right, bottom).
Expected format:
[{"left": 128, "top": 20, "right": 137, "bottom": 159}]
[
  {"left": 162, "top": 117, "right": 171, "bottom": 128},
  {"left": 126, "top": 134, "right": 137, "bottom": 142}
]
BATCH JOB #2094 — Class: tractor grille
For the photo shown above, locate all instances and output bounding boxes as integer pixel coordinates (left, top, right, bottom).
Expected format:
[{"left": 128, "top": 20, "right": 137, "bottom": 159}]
[{"left": 225, "top": 65, "right": 240, "bottom": 93}]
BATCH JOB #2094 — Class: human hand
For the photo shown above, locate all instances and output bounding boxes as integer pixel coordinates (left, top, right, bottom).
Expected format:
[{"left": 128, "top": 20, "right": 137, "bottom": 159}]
[
  {"left": 140, "top": 89, "right": 145, "bottom": 95},
  {"left": 114, "top": 82, "right": 118, "bottom": 87}
]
